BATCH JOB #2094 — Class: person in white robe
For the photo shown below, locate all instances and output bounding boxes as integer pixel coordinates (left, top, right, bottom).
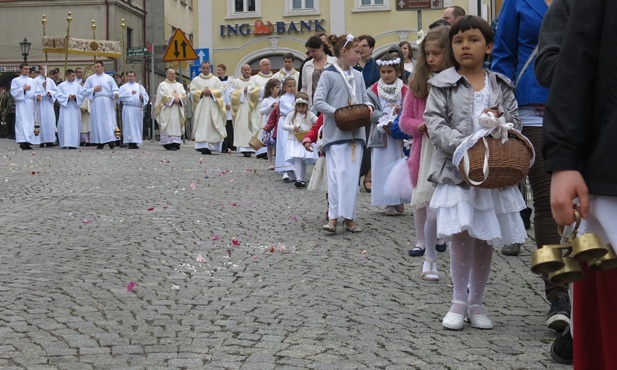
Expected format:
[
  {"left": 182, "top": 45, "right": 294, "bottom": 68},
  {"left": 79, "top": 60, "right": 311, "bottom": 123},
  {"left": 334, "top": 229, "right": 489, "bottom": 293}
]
[
  {"left": 10, "top": 63, "right": 41, "bottom": 150},
  {"left": 81, "top": 60, "right": 119, "bottom": 149},
  {"left": 56, "top": 69, "right": 84, "bottom": 149},
  {"left": 229, "top": 64, "right": 255, "bottom": 156},
  {"left": 118, "top": 71, "right": 149, "bottom": 149},
  {"left": 34, "top": 65, "right": 58, "bottom": 147},
  {"left": 217, "top": 64, "right": 235, "bottom": 153},
  {"left": 190, "top": 61, "right": 226, "bottom": 155},
  {"left": 272, "top": 53, "right": 300, "bottom": 85},
  {"left": 154, "top": 68, "right": 187, "bottom": 151},
  {"left": 246, "top": 59, "right": 274, "bottom": 158}
]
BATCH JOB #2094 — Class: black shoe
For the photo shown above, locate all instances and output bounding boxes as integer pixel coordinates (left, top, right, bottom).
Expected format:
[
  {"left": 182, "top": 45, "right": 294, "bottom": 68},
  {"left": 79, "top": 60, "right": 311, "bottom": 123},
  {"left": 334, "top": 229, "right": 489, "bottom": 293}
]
[
  {"left": 108, "top": 142, "right": 115, "bottom": 149},
  {"left": 520, "top": 207, "right": 532, "bottom": 230},
  {"left": 119, "top": 143, "right": 128, "bottom": 148},
  {"left": 20, "top": 143, "right": 32, "bottom": 150},
  {"left": 547, "top": 296, "right": 571, "bottom": 331},
  {"left": 164, "top": 144, "right": 172, "bottom": 150},
  {"left": 128, "top": 143, "right": 139, "bottom": 149},
  {"left": 201, "top": 148, "right": 212, "bottom": 155},
  {"left": 295, "top": 180, "right": 306, "bottom": 188},
  {"left": 436, "top": 241, "right": 448, "bottom": 253},
  {"left": 96, "top": 144, "right": 105, "bottom": 149},
  {"left": 172, "top": 143, "right": 181, "bottom": 150},
  {"left": 243, "top": 152, "right": 252, "bottom": 157},
  {"left": 501, "top": 243, "right": 522, "bottom": 256},
  {"left": 256, "top": 152, "right": 267, "bottom": 159},
  {"left": 47, "top": 143, "right": 56, "bottom": 147},
  {"left": 40, "top": 144, "right": 45, "bottom": 148},
  {"left": 550, "top": 325, "right": 573, "bottom": 364}
]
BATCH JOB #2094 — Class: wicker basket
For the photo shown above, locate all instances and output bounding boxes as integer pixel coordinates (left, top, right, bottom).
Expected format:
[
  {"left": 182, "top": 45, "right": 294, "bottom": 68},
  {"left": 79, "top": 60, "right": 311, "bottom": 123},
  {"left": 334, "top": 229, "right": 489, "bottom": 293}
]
[
  {"left": 248, "top": 129, "right": 264, "bottom": 151},
  {"left": 459, "top": 130, "right": 534, "bottom": 189},
  {"left": 334, "top": 104, "right": 371, "bottom": 131},
  {"left": 294, "top": 130, "right": 309, "bottom": 142}
]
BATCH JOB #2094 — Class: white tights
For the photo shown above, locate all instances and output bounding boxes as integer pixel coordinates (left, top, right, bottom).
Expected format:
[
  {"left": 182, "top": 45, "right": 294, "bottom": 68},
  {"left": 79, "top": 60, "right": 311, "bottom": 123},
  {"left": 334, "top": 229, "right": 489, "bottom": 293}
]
[
  {"left": 294, "top": 158, "right": 306, "bottom": 182},
  {"left": 449, "top": 231, "right": 493, "bottom": 316},
  {"left": 414, "top": 206, "right": 441, "bottom": 259}
]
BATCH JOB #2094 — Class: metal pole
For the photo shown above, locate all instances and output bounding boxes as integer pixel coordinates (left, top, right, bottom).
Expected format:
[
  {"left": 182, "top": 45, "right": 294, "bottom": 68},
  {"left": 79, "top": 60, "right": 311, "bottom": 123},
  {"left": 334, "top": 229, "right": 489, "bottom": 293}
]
[
  {"left": 92, "top": 20, "right": 97, "bottom": 63},
  {"left": 65, "top": 12, "right": 72, "bottom": 75},
  {"left": 150, "top": 41, "right": 155, "bottom": 142},
  {"left": 42, "top": 15, "right": 48, "bottom": 62}
]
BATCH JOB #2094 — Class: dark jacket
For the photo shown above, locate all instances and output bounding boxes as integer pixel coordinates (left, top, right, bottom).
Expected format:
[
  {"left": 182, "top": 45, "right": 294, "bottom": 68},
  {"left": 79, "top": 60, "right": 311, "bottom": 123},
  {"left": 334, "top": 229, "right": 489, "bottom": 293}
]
[
  {"left": 542, "top": 0, "right": 617, "bottom": 196},
  {"left": 534, "top": 0, "right": 574, "bottom": 88},
  {"left": 354, "top": 57, "right": 380, "bottom": 88}
]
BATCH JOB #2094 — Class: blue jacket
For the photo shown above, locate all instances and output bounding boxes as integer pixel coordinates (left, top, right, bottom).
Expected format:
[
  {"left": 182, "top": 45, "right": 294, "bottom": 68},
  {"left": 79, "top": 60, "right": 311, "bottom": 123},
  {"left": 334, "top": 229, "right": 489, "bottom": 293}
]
[
  {"left": 354, "top": 57, "right": 380, "bottom": 88},
  {"left": 491, "top": 0, "right": 549, "bottom": 106},
  {"left": 391, "top": 112, "right": 410, "bottom": 157}
]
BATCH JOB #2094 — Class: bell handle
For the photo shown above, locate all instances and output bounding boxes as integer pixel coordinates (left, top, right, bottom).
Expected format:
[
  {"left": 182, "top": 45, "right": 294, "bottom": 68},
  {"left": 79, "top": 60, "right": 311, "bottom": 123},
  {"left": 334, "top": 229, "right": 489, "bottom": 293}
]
[{"left": 558, "top": 210, "right": 582, "bottom": 242}]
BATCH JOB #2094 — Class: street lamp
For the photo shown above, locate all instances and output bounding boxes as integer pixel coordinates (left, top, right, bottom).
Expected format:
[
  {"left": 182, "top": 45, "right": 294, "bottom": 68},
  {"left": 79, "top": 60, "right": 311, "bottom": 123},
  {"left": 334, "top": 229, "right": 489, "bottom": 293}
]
[{"left": 19, "top": 37, "right": 31, "bottom": 63}]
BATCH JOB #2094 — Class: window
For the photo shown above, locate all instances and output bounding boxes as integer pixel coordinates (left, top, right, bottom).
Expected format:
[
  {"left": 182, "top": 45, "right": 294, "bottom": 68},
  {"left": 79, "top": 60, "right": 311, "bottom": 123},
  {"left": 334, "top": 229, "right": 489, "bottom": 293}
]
[
  {"left": 227, "top": 0, "right": 261, "bottom": 19},
  {"left": 127, "top": 27, "right": 133, "bottom": 49},
  {"left": 285, "top": 0, "right": 320, "bottom": 16},
  {"left": 353, "top": 0, "right": 389, "bottom": 12}
]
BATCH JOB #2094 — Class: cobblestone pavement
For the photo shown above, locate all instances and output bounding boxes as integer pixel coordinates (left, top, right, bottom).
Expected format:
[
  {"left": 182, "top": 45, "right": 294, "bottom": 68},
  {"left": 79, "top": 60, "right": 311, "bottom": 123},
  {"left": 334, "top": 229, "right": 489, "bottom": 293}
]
[{"left": 0, "top": 138, "right": 570, "bottom": 369}]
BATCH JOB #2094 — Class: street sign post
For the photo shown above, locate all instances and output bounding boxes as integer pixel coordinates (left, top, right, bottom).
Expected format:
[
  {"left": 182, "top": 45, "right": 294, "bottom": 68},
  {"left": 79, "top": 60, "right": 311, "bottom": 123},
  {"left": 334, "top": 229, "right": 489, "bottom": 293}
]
[
  {"left": 163, "top": 28, "right": 198, "bottom": 62},
  {"left": 126, "top": 46, "right": 151, "bottom": 63},
  {"left": 193, "top": 48, "right": 210, "bottom": 66}
]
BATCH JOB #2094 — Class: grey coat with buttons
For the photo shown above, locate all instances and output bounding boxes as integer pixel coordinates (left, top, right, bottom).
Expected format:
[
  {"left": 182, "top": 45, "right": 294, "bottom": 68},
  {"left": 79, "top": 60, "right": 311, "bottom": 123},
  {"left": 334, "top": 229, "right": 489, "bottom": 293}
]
[{"left": 424, "top": 67, "right": 521, "bottom": 186}]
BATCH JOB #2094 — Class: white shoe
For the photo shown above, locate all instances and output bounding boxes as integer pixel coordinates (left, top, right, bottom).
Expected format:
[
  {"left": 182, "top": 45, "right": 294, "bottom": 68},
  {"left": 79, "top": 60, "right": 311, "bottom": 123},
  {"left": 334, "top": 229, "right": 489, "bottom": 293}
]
[
  {"left": 467, "top": 304, "right": 494, "bottom": 330},
  {"left": 442, "top": 300, "right": 467, "bottom": 330},
  {"left": 282, "top": 173, "right": 290, "bottom": 182}
]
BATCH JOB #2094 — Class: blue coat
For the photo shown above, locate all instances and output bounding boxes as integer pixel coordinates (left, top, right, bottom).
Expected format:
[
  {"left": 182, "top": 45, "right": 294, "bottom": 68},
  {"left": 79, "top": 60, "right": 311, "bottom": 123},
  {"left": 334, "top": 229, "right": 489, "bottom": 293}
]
[{"left": 491, "top": 0, "right": 549, "bottom": 106}]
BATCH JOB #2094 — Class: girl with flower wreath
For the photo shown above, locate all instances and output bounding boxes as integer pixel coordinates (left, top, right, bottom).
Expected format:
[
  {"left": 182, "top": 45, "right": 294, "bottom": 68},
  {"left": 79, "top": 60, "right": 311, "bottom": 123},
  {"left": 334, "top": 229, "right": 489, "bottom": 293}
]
[
  {"left": 313, "top": 33, "right": 374, "bottom": 233},
  {"left": 366, "top": 51, "right": 409, "bottom": 216}
]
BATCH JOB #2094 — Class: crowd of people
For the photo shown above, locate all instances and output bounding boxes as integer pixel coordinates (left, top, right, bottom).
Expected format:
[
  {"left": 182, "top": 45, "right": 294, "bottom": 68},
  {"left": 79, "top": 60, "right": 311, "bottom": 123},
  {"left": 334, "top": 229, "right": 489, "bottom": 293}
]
[{"left": 9, "top": 2, "right": 615, "bottom": 368}]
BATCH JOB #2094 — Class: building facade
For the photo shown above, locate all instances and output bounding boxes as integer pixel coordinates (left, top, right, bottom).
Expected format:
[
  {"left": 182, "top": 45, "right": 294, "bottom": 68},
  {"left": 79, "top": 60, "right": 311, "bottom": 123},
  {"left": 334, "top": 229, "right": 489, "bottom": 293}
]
[
  {"left": 0, "top": 0, "right": 146, "bottom": 87},
  {"left": 194, "top": 0, "right": 497, "bottom": 77}
]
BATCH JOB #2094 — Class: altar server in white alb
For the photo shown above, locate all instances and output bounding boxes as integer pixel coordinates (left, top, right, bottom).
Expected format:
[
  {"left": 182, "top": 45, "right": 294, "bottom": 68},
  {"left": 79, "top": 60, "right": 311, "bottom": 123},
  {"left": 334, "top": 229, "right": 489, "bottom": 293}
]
[
  {"left": 247, "top": 59, "right": 274, "bottom": 157},
  {"left": 56, "top": 69, "right": 84, "bottom": 149},
  {"left": 118, "top": 71, "right": 149, "bottom": 149},
  {"left": 10, "top": 63, "right": 41, "bottom": 150},
  {"left": 155, "top": 68, "right": 187, "bottom": 151},
  {"left": 34, "top": 65, "right": 58, "bottom": 147},
  {"left": 190, "top": 61, "right": 227, "bottom": 154},
  {"left": 82, "top": 60, "right": 119, "bottom": 149},
  {"left": 272, "top": 53, "right": 300, "bottom": 85}
]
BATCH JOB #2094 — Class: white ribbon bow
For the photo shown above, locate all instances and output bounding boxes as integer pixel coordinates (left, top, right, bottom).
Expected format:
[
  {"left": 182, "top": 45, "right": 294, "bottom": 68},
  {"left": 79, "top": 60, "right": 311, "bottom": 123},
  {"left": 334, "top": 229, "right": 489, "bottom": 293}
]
[{"left": 479, "top": 112, "right": 514, "bottom": 144}]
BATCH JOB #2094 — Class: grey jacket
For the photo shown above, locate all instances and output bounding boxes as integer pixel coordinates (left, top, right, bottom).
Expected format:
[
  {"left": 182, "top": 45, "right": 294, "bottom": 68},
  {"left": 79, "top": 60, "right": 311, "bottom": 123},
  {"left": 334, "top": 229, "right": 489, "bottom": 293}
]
[
  {"left": 534, "top": 0, "right": 574, "bottom": 88},
  {"left": 313, "top": 65, "right": 372, "bottom": 149},
  {"left": 424, "top": 67, "right": 521, "bottom": 185}
]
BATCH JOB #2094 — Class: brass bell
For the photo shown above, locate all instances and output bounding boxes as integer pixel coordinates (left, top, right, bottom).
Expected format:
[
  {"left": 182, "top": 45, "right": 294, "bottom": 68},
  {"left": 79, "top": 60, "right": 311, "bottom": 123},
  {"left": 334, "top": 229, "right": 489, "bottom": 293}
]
[
  {"left": 531, "top": 245, "right": 565, "bottom": 275},
  {"left": 114, "top": 126, "right": 122, "bottom": 139},
  {"left": 549, "top": 256, "right": 584, "bottom": 285},
  {"left": 572, "top": 232, "right": 608, "bottom": 262},
  {"left": 589, "top": 244, "right": 617, "bottom": 272},
  {"left": 34, "top": 123, "right": 40, "bottom": 136}
]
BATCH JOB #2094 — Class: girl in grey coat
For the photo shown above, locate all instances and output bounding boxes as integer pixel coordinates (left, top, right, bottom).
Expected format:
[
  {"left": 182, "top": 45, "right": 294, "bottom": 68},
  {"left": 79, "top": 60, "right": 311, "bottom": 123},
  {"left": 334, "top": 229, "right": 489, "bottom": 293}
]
[{"left": 424, "top": 16, "right": 527, "bottom": 331}]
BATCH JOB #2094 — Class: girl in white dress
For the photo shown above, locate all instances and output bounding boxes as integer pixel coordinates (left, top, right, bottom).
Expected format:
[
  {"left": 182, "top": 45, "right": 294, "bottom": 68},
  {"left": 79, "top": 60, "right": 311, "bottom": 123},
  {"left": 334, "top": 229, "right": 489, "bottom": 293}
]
[
  {"left": 259, "top": 79, "right": 280, "bottom": 170},
  {"left": 275, "top": 77, "right": 297, "bottom": 181},
  {"left": 424, "top": 16, "right": 527, "bottom": 330},
  {"left": 282, "top": 92, "right": 318, "bottom": 188}
]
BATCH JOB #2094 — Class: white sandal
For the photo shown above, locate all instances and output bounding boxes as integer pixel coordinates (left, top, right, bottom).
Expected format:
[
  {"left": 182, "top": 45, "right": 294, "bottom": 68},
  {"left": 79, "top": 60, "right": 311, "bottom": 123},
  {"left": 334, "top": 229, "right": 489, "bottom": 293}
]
[
  {"left": 442, "top": 300, "right": 467, "bottom": 330},
  {"left": 421, "top": 257, "right": 439, "bottom": 281}
]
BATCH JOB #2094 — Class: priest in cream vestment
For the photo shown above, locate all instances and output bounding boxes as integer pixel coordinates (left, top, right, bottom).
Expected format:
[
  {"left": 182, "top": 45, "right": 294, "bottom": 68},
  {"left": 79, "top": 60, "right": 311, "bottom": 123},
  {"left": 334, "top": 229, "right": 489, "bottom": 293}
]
[
  {"left": 189, "top": 62, "right": 226, "bottom": 154},
  {"left": 229, "top": 64, "right": 259, "bottom": 155},
  {"left": 154, "top": 68, "right": 186, "bottom": 151},
  {"left": 246, "top": 59, "right": 273, "bottom": 157}
]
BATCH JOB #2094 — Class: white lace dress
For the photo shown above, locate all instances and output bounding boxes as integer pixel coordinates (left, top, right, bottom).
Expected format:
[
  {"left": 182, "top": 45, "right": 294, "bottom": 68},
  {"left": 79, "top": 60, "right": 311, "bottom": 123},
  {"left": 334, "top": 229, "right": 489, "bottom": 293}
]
[{"left": 429, "top": 77, "right": 527, "bottom": 247}]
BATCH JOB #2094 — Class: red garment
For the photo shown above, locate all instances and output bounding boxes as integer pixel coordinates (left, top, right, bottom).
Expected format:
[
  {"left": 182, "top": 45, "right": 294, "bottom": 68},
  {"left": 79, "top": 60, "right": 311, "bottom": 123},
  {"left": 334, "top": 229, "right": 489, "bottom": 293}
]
[
  {"left": 573, "top": 264, "right": 617, "bottom": 370},
  {"left": 303, "top": 114, "right": 323, "bottom": 144},
  {"left": 264, "top": 105, "right": 279, "bottom": 139}
]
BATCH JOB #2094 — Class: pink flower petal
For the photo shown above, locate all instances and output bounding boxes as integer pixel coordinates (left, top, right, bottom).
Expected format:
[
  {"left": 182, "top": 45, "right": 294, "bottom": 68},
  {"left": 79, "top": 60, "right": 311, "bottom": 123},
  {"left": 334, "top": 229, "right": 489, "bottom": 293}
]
[
  {"left": 127, "top": 281, "right": 136, "bottom": 292},
  {"left": 231, "top": 239, "right": 240, "bottom": 246},
  {"left": 82, "top": 219, "right": 92, "bottom": 225},
  {"left": 211, "top": 235, "right": 219, "bottom": 241}
]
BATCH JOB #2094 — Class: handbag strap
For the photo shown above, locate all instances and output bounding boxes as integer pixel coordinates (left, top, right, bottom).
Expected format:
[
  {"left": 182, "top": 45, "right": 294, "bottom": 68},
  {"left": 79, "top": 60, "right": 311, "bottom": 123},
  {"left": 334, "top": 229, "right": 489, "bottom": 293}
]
[{"left": 515, "top": 45, "right": 538, "bottom": 88}]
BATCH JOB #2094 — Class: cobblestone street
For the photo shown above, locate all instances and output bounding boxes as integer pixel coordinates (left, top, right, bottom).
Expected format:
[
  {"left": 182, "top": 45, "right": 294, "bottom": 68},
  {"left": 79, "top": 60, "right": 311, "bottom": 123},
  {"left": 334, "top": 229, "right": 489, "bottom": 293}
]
[{"left": 0, "top": 138, "right": 569, "bottom": 369}]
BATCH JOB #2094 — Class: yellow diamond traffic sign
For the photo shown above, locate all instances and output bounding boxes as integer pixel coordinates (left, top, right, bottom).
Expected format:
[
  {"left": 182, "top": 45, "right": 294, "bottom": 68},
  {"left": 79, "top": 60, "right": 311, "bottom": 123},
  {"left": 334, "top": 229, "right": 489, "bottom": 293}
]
[{"left": 163, "top": 28, "right": 198, "bottom": 62}]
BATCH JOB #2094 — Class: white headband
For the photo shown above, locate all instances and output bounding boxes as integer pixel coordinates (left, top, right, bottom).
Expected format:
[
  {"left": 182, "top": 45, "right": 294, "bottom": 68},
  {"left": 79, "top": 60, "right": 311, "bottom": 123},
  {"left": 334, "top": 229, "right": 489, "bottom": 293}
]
[
  {"left": 295, "top": 98, "right": 309, "bottom": 105},
  {"left": 343, "top": 33, "right": 355, "bottom": 48},
  {"left": 376, "top": 58, "right": 401, "bottom": 66}
]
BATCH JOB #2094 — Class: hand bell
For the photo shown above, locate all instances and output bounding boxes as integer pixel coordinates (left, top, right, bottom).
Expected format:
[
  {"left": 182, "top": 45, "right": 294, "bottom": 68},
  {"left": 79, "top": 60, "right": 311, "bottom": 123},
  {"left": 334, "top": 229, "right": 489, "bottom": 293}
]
[
  {"left": 589, "top": 244, "right": 617, "bottom": 272},
  {"left": 114, "top": 126, "right": 122, "bottom": 139},
  {"left": 531, "top": 245, "right": 565, "bottom": 275},
  {"left": 572, "top": 232, "right": 608, "bottom": 262},
  {"left": 549, "top": 256, "right": 584, "bottom": 285}
]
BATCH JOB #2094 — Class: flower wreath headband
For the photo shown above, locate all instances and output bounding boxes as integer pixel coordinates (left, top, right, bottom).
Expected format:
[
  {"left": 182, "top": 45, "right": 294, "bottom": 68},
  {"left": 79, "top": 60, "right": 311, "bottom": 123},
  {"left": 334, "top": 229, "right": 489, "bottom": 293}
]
[
  {"left": 342, "top": 33, "right": 355, "bottom": 48},
  {"left": 295, "top": 98, "right": 309, "bottom": 105},
  {"left": 376, "top": 58, "right": 401, "bottom": 66}
]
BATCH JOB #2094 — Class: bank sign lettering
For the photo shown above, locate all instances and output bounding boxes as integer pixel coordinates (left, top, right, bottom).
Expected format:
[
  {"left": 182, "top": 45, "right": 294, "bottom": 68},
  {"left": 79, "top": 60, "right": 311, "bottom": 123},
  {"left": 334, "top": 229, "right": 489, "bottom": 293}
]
[{"left": 220, "top": 19, "right": 325, "bottom": 37}]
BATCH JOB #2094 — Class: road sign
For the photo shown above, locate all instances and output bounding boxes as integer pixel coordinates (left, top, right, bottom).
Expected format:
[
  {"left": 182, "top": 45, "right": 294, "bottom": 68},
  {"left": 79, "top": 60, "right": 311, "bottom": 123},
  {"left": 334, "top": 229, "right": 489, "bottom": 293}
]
[
  {"left": 193, "top": 48, "right": 210, "bottom": 66},
  {"left": 163, "top": 28, "right": 198, "bottom": 62},
  {"left": 396, "top": 0, "right": 443, "bottom": 10},
  {"left": 190, "top": 65, "right": 201, "bottom": 80},
  {"left": 127, "top": 47, "right": 150, "bottom": 59}
]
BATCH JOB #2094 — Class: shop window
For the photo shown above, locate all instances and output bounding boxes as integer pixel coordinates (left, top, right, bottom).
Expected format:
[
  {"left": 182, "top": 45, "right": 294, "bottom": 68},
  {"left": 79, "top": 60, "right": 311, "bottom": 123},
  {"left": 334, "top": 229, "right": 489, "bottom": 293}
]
[
  {"left": 227, "top": 0, "right": 261, "bottom": 18},
  {"left": 353, "top": 0, "right": 389, "bottom": 12},
  {"left": 285, "top": 0, "right": 319, "bottom": 16}
]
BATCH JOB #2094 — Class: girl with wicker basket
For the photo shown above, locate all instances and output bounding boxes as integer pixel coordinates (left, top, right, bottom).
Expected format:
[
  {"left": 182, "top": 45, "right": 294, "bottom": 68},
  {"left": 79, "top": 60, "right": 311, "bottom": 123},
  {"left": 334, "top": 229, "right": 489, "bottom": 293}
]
[
  {"left": 366, "top": 52, "right": 409, "bottom": 216},
  {"left": 399, "top": 25, "right": 452, "bottom": 282},
  {"left": 424, "top": 16, "right": 527, "bottom": 330},
  {"left": 313, "top": 34, "right": 374, "bottom": 233},
  {"left": 282, "top": 92, "right": 318, "bottom": 188},
  {"left": 259, "top": 79, "right": 280, "bottom": 170},
  {"left": 275, "top": 77, "right": 298, "bottom": 182}
]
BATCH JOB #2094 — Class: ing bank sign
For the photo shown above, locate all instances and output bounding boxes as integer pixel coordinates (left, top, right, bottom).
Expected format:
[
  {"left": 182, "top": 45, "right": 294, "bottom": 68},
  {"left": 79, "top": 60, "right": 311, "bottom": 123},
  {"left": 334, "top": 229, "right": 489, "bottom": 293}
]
[{"left": 219, "top": 19, "right": 326, "bottom": 37}]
